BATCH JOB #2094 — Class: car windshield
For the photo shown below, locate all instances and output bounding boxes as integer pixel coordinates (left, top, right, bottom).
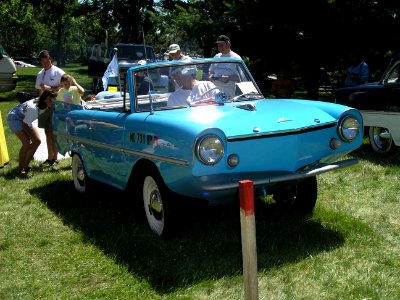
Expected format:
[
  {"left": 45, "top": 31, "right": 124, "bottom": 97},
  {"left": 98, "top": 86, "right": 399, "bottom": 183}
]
[
  {"left": 384, "top": 63, "right": 400, "bottom": 84},
  {"left": 131, "top": 59, "right": 263, "bottom": 112},
  {"left": 0, "top": 43, "right": 10, "bottom": 57}
]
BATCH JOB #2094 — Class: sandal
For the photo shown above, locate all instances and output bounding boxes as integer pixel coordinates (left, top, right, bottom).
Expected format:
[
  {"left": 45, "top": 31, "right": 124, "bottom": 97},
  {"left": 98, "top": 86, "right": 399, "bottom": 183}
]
[{"left": 42, "top": 159, "right": 54, "bottom": 166}]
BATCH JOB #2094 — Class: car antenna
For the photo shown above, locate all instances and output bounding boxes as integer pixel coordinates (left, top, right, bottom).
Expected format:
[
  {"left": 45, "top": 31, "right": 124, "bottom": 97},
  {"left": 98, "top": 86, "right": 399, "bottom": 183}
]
[{"left": 141, "top": 29, "right": 154, "bottom": 114}]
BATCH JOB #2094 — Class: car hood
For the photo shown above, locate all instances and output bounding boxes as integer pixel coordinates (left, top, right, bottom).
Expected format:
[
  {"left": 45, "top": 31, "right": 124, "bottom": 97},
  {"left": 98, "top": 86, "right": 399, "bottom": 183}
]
[
  {"left": 335, "top": 81, "right": 382, "bottom": 94},
  {"left": 155, "top": 99, "right": 347, "bottom": 137},
  {"left": 334, "top": 81, "right": 386, "bottom": 110}
]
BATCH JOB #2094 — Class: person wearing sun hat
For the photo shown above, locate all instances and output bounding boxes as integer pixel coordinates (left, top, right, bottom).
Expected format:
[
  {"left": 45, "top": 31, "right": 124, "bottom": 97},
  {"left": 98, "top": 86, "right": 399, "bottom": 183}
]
[
  {"left": 165, "top": 44, "right": 191, "bottom": 61},
  {"left": 167, "top": 66, "right": 219, "bottom": 106},
  {"left": 208, "top": 35, "right": 243, "bottom": 97}
]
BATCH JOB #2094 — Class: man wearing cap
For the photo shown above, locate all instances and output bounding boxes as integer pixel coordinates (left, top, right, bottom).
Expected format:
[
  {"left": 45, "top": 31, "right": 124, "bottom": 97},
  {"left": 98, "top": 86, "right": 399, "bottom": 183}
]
[
  {"left": 165, "top": 44, "right": 191, "bottom": 91},
  {"left": 167, "top": 67, "right": 219, "bottom": 106},
  {"left": 208, "top": 35, "right": 242, "bottom": 97},
  {"left": 165, "top": 44, "right": 191, "bottom": 61}
]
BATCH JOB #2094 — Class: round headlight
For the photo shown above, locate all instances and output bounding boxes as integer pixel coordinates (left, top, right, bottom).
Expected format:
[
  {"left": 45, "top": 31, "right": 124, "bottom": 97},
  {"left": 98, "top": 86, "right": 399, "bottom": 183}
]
[
  {"left": 338, "top": 115, "right": 360, "bottom": 142},
  {"left": 196, "top": 135, "right": 224, "bottom": 165}
]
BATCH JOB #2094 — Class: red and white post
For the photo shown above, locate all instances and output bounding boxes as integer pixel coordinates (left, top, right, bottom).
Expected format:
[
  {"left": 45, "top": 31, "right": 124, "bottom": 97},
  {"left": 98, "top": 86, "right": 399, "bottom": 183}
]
[{"left": 239, "top": 180, "right": 259, "bottom": 300}]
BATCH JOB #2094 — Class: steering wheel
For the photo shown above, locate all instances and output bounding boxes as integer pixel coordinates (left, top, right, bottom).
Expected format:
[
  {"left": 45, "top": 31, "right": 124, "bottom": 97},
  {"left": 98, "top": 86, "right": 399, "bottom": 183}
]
[{"left": 199, "top": 86, "right": 219, "bottom": 99}]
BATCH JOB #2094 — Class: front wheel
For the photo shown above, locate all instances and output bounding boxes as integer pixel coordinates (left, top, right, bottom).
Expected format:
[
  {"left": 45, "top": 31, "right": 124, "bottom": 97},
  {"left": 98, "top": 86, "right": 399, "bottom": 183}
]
[
  {"left": 141, "top": 170, "right": 175, "bottom": 237},
  {"left": 369, "top": 126, "right": 393, "bottom": 153},
  {"left": 273, "top": 176, "right": 317, "bottom": 214}
]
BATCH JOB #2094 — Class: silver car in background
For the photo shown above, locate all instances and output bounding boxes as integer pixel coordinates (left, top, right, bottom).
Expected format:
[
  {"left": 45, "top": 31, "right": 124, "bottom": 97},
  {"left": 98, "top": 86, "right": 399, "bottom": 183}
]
[{"left": 0, "top": 42, "right": 18, "bottom": 93}]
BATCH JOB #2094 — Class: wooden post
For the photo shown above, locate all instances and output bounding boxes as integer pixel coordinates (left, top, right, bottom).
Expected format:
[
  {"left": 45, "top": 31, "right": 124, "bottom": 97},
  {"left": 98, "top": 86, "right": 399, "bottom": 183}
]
[{"left": 239, "top": 180, "right": 259, "bottom": 300}]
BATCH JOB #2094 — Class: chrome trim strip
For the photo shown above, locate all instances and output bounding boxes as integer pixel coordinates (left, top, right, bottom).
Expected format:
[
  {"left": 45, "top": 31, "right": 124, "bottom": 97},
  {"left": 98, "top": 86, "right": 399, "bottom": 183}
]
[
  {"left": 56, "top": 131, "right": 189, "bottom": 166},
  {"left": 203, "top": 158, "right": 358, "bottom": 191},
  {"left": 227, "top": 122, "right": 337, "bottom": 141}
]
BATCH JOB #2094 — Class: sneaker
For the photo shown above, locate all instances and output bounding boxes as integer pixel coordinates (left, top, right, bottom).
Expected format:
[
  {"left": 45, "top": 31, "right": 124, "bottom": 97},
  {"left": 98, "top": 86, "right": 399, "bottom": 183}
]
[{"left": 18, "top": 170, "right": 27, "bottom": 176}]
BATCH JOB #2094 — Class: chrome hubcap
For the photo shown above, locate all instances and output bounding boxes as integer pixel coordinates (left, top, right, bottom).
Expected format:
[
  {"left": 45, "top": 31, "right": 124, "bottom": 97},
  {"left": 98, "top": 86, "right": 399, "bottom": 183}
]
[
  {"left": 149, "top": 190, "right": 163, "bottom": 220},
  {"left": 76, "top": 162, "right": 85, "bottom": 181}
]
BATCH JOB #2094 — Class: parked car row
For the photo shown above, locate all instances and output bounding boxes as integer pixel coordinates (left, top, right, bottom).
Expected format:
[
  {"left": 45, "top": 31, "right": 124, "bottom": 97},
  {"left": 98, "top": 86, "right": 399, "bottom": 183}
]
[{"left": 335, "top": 56, "right": 400, "bottom": 153}]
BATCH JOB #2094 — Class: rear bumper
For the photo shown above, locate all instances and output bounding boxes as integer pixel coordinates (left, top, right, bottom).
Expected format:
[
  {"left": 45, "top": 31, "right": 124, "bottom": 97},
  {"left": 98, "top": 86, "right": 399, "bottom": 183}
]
[{"left": 0, "top": 76, "right": 17, "bottom": 92}]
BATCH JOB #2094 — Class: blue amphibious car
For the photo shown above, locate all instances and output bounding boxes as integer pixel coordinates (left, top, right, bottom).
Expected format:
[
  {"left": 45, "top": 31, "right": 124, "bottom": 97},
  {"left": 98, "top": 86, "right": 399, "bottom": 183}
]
[{"left": 54, "top": 58, "right": 363, "bottom": 237}]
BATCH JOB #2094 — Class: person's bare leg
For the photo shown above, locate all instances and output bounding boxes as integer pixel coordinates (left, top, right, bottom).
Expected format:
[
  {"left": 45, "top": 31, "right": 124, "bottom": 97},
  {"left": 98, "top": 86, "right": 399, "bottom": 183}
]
[
  {"left": 46, "top": 130, "right": 58, "bottom": 161},
  {"left": 22, "top": 125, "right": 41, "bottom": 168},
  {"left": 44, "top": 129, "right": 55, "bottom": 161},
  {"left": 44, "top": 129, "right": 51, "bottom": 160},
  {"left": 15, "top": 130, "right": 32, "bottom": 172}
]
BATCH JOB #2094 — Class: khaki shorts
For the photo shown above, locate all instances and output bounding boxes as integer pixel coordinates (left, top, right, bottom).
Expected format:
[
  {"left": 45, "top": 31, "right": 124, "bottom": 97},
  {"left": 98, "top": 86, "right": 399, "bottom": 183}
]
[{"left": 38, "top": 107, "right": 54, "bottom": 130}]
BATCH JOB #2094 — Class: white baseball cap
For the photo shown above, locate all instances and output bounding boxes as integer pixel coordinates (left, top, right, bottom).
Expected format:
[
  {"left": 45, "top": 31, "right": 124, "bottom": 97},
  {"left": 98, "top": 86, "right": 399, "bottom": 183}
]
[{"left": 166, "top": 44, "right": 180, "bottom": 55}]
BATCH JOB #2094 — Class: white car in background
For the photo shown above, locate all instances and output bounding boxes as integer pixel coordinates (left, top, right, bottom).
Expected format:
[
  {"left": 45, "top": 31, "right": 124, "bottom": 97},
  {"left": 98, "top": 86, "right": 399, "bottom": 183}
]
[
  {"left": 0, "top": 43, "right": 18, "bottom": 92},
  {"left": 14, "top": 60, "right": 36, "bottom": 68}
]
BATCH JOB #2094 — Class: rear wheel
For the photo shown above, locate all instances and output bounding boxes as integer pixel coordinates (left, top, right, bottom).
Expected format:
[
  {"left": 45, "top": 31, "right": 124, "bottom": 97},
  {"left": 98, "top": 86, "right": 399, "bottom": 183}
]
[
  {"left": 273, "top": 176, "right": 317, "bottom": 214},
  {"left": 72, "top": 154, "right": 91, "bottom": 193},
  {"left": 369, "top": 126, "right": 393, "bottom": 153}
]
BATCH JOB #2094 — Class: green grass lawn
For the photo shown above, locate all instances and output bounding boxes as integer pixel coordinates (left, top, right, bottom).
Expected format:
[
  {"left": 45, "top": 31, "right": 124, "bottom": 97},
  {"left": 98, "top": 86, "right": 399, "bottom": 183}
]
[{"left": 1, "top": 65, "right": 399, "bottom": 299}]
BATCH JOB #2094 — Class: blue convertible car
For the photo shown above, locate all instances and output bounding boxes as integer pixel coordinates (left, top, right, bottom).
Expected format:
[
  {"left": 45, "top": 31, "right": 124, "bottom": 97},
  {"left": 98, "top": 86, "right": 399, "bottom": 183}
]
[{"left": 54, "top": 57, "right": 363, "bottom": 237}]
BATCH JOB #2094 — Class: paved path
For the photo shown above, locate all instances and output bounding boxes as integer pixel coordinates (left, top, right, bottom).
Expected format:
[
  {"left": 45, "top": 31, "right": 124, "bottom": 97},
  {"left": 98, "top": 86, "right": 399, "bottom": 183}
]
[{"left": 33, "top": 120, "right": 69, "bottom": 161}]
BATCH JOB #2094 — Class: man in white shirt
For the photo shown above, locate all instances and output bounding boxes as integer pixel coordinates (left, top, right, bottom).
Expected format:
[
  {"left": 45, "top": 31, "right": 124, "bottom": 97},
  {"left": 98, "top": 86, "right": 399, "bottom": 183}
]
[
  {"left": 165, "top": 44, "right": 191, "bottom": 61},
  {"left": 35, "top": 50, "right": 65, "bottom": 95},
  {"left": 208, "top": 35, "right": 243, "bottom": 97},
  {"left": 165, "top": 44, "right": 191, "bottom": 91},
  {"left": 34, "top": 50, "right": 65, "bottom": 165}
]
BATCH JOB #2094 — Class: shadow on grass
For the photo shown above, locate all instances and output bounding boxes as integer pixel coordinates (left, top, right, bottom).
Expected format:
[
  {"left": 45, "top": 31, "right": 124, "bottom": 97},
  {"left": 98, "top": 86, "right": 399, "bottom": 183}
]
[
  {"left": 2, "top": 162, "right": 72, "bottom": 180},
  {"left": 30, "top": 180, "right": 345, "bottom": 294},
  {"left": 349, "top": 142, "right": 400, "bottom": 166}
]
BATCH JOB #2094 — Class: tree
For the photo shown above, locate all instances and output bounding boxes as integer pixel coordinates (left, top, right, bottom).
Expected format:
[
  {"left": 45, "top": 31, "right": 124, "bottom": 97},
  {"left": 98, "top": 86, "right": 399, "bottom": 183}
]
[
  {"left": 3, "top": 0, "right": 400, "bottom": 96},
  {"left": 28, "top": 0, "right": 84, "bottom": 67},
  {"left": 0, "top": 0, "right": 38, "bottom": 57},
  {"left": 81, "top": 0, "right": 155, "bottom": 44}
]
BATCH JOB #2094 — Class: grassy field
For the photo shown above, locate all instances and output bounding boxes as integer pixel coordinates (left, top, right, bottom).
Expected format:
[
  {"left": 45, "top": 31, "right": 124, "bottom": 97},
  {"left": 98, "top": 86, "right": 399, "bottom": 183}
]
[{"left": 0, "top": 65, "right": 399, "bottom": 299}]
